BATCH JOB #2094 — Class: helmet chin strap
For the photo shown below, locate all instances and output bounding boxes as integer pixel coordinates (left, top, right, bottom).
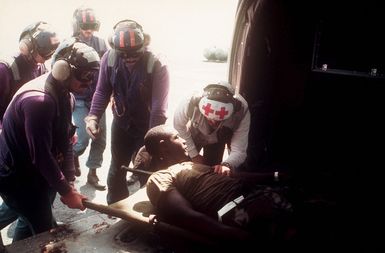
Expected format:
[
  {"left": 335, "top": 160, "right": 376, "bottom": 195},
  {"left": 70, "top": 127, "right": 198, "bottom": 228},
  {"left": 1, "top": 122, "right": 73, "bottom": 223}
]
[
  {"left": 23, "top": 51, "right": 38, "bottom": 65},
  {"left": 207, "top": 119, "right": 221, "bottom": 129}
]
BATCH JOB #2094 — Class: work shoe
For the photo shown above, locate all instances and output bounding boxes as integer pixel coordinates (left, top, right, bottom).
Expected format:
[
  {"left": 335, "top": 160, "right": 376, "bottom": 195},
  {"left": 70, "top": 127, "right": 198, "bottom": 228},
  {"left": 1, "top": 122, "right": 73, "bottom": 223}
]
[
  {"left": 74, "top": 156, "right": 81, "bottom": 177},
  {"left": 126, "top": 174, "right": 140, "bottom": 186},
  {"left": 87, "top": 170, "right": 106, "bottom": 191}
]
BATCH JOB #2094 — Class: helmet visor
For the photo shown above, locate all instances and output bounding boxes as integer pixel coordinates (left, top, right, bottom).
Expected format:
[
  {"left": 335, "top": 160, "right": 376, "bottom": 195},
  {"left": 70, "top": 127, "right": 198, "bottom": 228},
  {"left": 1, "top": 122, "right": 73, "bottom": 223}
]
[
  {"left": 36, "top": 35, "right": 60, "bottom": 60},
  {"left": 74, "top": 69, "right": 98, "bottom": 83},
  {"left": 118, "top": 50, "right": 144, "bottom": 59},
  {"left": 39, "top": 49, "right": 56, "bottom": 60},
  {"left": 79, "top": 22, "right": 99, "bottom": 31}
]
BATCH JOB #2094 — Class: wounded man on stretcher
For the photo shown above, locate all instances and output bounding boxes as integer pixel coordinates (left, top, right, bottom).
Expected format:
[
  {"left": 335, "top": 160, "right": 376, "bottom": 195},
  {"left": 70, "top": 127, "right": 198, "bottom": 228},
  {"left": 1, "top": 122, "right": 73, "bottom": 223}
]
[
  {"left": 82, "top": 124, "right": 296, "bottom": 250},
  {"left": 117, "top": 124, "right": 296, "bottom": 250}
]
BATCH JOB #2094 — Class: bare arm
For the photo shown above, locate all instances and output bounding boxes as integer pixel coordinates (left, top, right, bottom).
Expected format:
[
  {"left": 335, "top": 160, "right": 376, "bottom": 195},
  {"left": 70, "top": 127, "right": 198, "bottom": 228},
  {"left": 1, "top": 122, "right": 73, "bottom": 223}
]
[
  {"left": 157, "top": 188, "right": 252, "bottom": 242},
  {"left": 231, "top": 171, "right": 290, "bottom": 184},
  {"left": 222, "top": 95, "right": 250, "bottom": 169},
  {"left": 173, "top": 97, "right": 200, "bottom": 158}
]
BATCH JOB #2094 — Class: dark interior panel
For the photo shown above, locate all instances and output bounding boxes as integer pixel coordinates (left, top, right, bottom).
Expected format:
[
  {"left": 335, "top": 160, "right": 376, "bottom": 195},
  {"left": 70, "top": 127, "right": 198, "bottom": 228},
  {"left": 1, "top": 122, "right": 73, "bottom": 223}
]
[
  {"left": 313, "top": 2, "right": 385, "bottom": 76},
  {"left": 238, "top": 0, "right": 384, "bottom": 250}
]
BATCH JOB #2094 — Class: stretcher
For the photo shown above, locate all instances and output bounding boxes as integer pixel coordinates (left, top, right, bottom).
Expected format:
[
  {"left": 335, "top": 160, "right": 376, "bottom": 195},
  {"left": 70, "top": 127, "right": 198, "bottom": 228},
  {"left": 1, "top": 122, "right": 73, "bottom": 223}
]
[{"left": 82, "top": 166, "right": 215, "bottom": 249}]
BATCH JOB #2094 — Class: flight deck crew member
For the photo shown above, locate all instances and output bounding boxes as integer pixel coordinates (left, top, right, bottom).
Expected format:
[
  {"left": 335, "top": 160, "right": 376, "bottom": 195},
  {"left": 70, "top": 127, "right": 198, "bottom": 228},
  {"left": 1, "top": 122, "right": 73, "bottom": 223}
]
[
  {"left": 71, "top": 6, "right": 108, "bottom": 190},
  {"left": 174, "top": 81, "right": 250, "bottom": 176},
  {"left": 85, "top": 19, "right": 169, "bottom": 204},
  {"left": 0, "top": 21, "right": 59, "bottom": 241},
  {"left": 0, "top": 39, "right": 100, "bottom": 240}
]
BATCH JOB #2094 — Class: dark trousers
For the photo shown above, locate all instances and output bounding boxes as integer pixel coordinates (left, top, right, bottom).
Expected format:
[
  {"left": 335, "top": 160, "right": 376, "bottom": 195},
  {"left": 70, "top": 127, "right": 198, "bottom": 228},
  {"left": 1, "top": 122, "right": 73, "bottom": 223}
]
[
  {"left": 202, "top": 142, "right": 227, "bottom": 166},
  {"left": 201, "top": 126, "right": 233, "bottom": 166},
  {"left": 107, "top": 119, "right": 146, "bottom": 204},
  {"left": 0, "top": 172, "right": 56, "bottom": 241}
]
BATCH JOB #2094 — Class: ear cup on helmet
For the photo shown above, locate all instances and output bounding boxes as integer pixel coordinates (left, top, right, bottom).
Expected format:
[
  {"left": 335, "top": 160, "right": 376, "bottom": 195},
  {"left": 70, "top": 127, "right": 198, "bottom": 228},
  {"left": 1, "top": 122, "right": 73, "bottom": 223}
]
[
  {"left": 52, "top": 60, "right": 71, "bottom": 81},
  {"left": 18, "top": 21, "right": 43, "bottom": 55},
  {"left": 19, "top": 38, "right": 32, "bottom": 55},
  {"left": 107, "top": 33, "right": 114, "bottom": 49},
  {"left": 72, "top": 18, "right": 79, "bottom": 37},
  {"left": 143, "top": 33, "right": 151, "bottom": 48}
]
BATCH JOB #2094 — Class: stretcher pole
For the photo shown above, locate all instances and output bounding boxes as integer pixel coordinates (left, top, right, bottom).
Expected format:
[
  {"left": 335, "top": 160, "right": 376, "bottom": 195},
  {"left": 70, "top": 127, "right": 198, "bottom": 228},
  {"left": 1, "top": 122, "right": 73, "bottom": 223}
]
[
  {"left": 82, "top": 199, "right": 216, "bottom": 247},
  {"left": 121, "top": 165, "right": 153, "bottom": 175}
]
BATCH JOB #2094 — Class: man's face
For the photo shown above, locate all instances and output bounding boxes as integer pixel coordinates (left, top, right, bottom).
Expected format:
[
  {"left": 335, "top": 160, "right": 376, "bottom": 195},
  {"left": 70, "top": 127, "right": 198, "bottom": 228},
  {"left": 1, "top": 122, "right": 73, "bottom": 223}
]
[
  {"left": 69, "top": 69, "right": 96, "bottom": 93},
  {"left": 166, "top": 133, "right": 188, "bottom": 162},
  {"left": 69, "top": 77, "right": 91, "bottom": 93},
  {"left": 33, "top": 53, "right": 47, "bottom": 64},
  {"left": 79, "top": 29, "right": 94, "bottom": 40},
  {"left": 33, "top": 45, "right": 57, "bottom": 64},
  {"left": 33, "top": 33, "right": 60, "bottom": 64},
  {"left": 120, "top": 51, "right": 144, "bottom": 67}
]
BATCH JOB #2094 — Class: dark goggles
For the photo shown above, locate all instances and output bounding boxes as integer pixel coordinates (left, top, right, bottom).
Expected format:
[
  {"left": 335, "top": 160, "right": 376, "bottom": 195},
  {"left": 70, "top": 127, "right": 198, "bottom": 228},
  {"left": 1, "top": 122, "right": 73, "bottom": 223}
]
[
  {"left": 79, "top": 22, "right": 99, "bottom": 31},
  {"left": 119, "top": 51, "right": 143, "bottom": 59},
  {"left": 36, "top": 39, "right": 59, "bottom": 60},
  {"left": 74, "top": 69, "right": 98, "bottom": 83}
]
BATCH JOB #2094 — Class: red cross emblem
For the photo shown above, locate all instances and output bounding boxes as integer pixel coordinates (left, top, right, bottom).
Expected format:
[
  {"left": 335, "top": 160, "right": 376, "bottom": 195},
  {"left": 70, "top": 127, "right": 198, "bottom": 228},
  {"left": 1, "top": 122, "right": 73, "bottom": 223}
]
[
  {"left": 202, "top": 103, "right": 214, "bottom": 116},
  {"left": 215, "top": 107, "right": 229, "bottom": 120}
]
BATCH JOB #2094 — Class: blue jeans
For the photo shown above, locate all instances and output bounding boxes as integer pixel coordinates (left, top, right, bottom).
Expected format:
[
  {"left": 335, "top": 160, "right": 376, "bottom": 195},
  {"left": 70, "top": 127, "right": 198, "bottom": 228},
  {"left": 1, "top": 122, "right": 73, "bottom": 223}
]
[
  {"left": 0, "top": 202, "right": 32, "bottom": 242},
  {"left": 106, "top": 119, "right": 146, "bottom": 204},
  {"left": 72, "top": 99, "right": 107, "bottom": 169},
  {"left": 0, "top": 202, "right": 17, "bottom": 230}
]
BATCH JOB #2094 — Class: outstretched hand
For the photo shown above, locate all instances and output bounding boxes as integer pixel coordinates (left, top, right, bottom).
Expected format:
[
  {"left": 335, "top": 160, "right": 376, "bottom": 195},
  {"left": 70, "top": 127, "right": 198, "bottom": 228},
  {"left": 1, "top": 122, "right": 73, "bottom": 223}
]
[
  {"left": 213, "top": 164, "right": 231, "bottom": 176},
  {"left": 60, "top": 187, "right": 88, "bottom": 210},
  {"left": 84, "top": 115, "right": 100, "bottom": 140}
]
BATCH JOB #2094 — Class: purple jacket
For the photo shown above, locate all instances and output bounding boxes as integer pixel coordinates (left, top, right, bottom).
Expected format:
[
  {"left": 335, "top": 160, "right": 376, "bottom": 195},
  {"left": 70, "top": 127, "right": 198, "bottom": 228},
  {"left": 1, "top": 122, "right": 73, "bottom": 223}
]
[
  {"left": 89, "top": 50, "right": 169, "bottom": 129},
  {"left": 0, "top": 53, "right": 46, "bottom": 128},
  {"left": 0, "top": 74, "right": 74, "bottom": 196}
]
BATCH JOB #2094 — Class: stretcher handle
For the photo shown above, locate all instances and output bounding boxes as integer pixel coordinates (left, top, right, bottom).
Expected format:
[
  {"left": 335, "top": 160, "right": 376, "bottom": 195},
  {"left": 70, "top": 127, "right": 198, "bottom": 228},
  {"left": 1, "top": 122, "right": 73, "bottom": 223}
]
[
  {"left": 82, "top": 199, "right": 215, "bottom": 246},
  {"left": 121, "top": 165, "right": 153, "bottom": 175},
  {"left": 82, "top": 199, "right": 149, "bottom": 224}
]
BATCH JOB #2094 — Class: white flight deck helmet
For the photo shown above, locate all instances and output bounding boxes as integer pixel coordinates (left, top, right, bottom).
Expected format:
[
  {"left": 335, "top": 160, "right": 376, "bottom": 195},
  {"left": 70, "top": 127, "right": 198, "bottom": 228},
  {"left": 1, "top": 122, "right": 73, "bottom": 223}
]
[{"left": 198, "top": 81, "right": 237, "bottom": 121}]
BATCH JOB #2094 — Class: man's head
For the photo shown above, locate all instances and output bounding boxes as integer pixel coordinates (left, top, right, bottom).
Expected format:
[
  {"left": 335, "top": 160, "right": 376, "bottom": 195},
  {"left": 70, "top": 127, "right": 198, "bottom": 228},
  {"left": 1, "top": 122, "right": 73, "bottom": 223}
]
[
  {"left": 72, "top": 7, "right": 100, "bottom": 39},
  {"left": 198, "top": 81, "right": 237, "bottom": 127},
  {"left": 19, "top": 21, "right": 60, "bottom": 63},
  {"left": 144, "top": 125, "right": 188, "bottom": 165},
  {"left": 108, "top": 19, "right": 145, "bottom": 66},
  {"left": 51, "top": 38, "right": 100, "bottom": 92}
]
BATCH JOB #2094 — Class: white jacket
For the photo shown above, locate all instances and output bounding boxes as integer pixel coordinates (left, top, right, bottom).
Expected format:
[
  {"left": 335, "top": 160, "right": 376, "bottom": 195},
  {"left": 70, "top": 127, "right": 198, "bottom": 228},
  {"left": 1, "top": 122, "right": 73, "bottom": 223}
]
[{"left": 173, "top": 93, "right": 250, "bottom": 170}]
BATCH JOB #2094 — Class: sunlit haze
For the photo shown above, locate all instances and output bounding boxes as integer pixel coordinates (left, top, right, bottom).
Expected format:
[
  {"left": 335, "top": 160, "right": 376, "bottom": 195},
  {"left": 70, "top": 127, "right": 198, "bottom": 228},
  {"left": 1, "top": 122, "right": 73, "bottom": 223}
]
[
  {"left": 0, "top": 0, "right": 237, "bottom": 60},
  {"left": 0, "top": 0, "right": 238, "bottom": 119},
  {"left": 0, "top": 1, "right": 239, "bottom": 244}
]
